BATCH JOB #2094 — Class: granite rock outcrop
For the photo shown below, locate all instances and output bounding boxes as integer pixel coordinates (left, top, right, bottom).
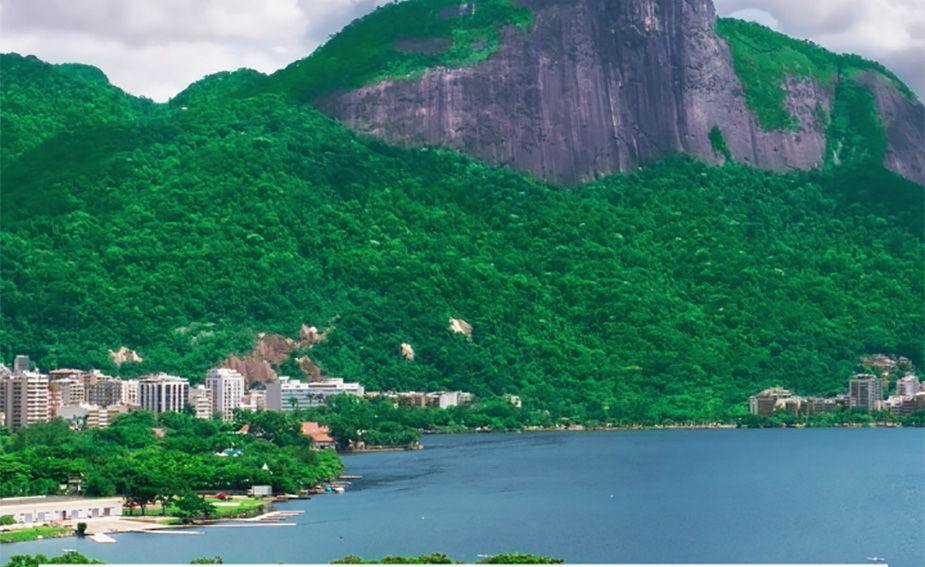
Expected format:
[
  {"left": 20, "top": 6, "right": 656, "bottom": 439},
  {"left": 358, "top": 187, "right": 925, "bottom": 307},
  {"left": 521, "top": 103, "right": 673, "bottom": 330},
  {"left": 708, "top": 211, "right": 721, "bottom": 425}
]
[{"left": 319, "top": 0, "right": 923, "bottom": 185}]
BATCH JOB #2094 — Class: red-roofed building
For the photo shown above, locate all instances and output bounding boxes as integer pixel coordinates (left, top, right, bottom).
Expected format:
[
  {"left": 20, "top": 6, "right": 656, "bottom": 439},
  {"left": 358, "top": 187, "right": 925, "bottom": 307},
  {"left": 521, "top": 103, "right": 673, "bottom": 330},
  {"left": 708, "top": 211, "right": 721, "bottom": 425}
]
[{"left": 301, "top": 422, "right": 335, "bottom": 448}]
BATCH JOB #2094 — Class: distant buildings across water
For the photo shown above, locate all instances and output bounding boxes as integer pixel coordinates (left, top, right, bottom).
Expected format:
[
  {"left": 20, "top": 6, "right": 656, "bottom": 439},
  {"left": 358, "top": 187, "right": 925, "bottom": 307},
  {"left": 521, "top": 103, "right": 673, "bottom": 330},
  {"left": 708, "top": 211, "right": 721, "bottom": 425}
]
[
  {"left": 0, "top": 354, "right": 469, "bottom": 430},
  {"left": 749, "top": 355, "right": 924, "bottom": 418}
]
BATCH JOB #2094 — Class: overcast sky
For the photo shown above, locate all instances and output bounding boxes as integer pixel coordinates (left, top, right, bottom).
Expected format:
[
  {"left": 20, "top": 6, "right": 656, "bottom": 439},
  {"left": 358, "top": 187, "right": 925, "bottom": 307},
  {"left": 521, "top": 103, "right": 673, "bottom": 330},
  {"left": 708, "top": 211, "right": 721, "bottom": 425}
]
[{"left": 1, "top": 0, "right": 922, "bottom": 102}]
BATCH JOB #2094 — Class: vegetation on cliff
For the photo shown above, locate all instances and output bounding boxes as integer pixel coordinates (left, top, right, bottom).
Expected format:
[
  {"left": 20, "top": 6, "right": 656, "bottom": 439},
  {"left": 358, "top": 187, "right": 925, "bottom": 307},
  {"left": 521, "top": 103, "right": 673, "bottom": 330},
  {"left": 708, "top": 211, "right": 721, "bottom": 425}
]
[
  {"left": 716, "top": 18, "right": 916, "bottom": 133},
  {"left": 255, "top": 0, "right": 531, "bottom": 103},
  {"left": 1, "top": 13, "right": 922, "bottom": 424}
]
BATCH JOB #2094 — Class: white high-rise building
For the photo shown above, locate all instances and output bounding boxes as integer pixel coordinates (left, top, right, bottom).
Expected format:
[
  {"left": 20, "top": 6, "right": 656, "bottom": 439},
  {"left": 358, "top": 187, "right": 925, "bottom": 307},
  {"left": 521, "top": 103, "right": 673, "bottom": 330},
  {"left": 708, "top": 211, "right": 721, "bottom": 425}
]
[
  {"left": 206, "top": 368, "right": 245, "bottom": 421},
  {"left": 138, "top": 374, "right": 189, "bottom": 414},
  {"left": 266, "top": 377, "right": 364, "bottom": 412}
]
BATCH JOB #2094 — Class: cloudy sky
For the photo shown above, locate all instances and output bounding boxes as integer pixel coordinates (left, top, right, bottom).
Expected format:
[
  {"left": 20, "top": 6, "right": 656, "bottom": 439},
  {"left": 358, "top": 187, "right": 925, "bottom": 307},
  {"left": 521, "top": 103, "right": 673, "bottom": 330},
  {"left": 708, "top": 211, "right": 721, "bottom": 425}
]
[{"left": 1, "top": 0, "right": 922, "bottom": 102}]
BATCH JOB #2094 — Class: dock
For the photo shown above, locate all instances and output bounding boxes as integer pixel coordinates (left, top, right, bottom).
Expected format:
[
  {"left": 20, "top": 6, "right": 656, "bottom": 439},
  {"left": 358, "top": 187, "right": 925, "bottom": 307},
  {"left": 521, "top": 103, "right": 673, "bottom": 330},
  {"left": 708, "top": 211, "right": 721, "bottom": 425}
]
[
  {"left": 208, "top": 523, "right": 297, "bottom": 528},
  {"left": 240, "top": 510, "right": 303, "bottom": 522},
  {"left": 88, "top": 533, "right": 117, "bottom": 544}
]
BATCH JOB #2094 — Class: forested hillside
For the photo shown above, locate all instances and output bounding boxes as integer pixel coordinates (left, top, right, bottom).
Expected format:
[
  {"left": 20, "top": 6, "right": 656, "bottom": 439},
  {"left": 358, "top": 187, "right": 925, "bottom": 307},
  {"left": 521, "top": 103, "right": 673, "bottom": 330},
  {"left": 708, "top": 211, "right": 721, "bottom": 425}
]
[{"left": 1, "top": 46, "right": 922, "bottom": 422}]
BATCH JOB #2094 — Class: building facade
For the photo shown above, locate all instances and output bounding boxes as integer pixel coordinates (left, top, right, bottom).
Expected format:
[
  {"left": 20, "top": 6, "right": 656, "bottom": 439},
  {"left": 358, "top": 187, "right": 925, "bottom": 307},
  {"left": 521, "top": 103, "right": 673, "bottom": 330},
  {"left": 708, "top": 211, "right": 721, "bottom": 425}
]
[
  {"left": 205, "top": 368, "right": 245, "bottom": 421},
  {"left": 138, "top": 374, "right": 189, "bottom": 414},
  {"left": 88, "top": 379, "right": 123, "bottom": 407},
  {"left": 0, "top": 496, "right": 122, "bottom": 524},
  {"left": 896, "top": 374, "right": 921, "bottom": 397},
  {"left": 188, "top": 385, "right": 214, "bottom": 420},
  {"left": 266, "top": 377, "right": 364, "bottom": 411},
  {"left": 13, "top": 355, "right": 30, "bottom": 375},
  {"left": 849, "top": 375, "right": 882, "bottom": 410},
  {"left": 0, "top": 374, "right": 50, "bottom": 429}
]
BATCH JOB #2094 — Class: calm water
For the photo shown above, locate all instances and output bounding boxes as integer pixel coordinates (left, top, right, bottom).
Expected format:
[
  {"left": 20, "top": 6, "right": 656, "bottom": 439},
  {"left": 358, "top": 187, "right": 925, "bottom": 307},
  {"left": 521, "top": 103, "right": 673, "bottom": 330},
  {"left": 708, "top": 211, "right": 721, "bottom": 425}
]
[{"left": 5, "top": 429, "right": 924, "bottom": 564}]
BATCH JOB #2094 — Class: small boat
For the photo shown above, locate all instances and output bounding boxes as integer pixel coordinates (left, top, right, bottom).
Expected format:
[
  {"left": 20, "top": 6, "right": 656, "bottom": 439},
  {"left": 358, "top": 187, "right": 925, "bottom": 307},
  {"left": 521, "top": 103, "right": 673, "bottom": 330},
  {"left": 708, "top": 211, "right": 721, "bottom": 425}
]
[{"left": 333, "top": 486, "right": 345, "bottom": 493}]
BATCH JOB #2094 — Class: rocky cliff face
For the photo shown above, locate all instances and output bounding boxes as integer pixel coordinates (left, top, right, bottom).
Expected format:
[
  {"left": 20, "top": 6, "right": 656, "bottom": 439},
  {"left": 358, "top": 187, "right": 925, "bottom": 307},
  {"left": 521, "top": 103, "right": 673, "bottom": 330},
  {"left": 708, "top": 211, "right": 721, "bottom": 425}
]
[{"left": 319, "top": 0, "right": 923, "bottom": 186}]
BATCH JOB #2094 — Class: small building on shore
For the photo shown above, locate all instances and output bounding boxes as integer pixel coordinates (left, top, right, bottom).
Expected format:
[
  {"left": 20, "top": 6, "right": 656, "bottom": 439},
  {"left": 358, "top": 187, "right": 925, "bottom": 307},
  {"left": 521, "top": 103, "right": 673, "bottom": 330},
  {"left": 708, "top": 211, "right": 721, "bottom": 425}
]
[{"left": 0, "top": 495, "right": 122, "bottom": 525}]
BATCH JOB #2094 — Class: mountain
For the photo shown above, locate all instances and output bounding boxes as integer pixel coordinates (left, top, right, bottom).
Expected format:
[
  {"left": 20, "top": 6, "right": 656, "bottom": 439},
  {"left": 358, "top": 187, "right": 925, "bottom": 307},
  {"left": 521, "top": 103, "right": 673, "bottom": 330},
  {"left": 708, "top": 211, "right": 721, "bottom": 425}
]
[
  {"left": 1, "top": 0, "right": 922, "bottom": 423},
  {"left": 283, "top": 0, "right": 923, "bottom": 186}
]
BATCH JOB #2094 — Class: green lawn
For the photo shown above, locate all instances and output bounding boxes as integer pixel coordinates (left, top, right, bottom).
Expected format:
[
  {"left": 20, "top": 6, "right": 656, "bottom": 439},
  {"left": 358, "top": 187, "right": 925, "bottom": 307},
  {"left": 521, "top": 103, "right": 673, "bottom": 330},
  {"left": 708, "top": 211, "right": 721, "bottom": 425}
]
[
  {"left": 123, "top": 496, "right": 265, "bottom": 521},
  {"left": 0, "top": 526, "right": 72, "bottom": 544}
]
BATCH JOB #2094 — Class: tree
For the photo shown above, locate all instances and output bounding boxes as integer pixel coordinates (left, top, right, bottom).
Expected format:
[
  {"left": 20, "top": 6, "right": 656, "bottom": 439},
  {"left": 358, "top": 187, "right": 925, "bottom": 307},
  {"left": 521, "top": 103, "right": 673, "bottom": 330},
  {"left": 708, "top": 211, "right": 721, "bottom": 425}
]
[{"left": 174, "top": 492, "right": 215, "bottom": 524}]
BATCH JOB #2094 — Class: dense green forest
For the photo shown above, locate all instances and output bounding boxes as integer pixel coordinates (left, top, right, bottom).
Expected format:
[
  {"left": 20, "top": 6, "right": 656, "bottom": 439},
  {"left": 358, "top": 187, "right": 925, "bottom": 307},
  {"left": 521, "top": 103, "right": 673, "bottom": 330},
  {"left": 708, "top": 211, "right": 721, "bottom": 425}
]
[
  {"left": 0, "top": 411, "right": 342, "bottom": 499},
  {"left": 1, "top": 2, "right": 923, "bottom": 424}
]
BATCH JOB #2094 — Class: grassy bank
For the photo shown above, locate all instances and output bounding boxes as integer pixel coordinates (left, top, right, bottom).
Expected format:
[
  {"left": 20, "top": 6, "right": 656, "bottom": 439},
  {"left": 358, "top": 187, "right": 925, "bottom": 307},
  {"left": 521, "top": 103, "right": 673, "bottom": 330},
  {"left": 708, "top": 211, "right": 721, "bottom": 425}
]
[{"left": 0, "top": 526, "right": 73, "bottom": 544}]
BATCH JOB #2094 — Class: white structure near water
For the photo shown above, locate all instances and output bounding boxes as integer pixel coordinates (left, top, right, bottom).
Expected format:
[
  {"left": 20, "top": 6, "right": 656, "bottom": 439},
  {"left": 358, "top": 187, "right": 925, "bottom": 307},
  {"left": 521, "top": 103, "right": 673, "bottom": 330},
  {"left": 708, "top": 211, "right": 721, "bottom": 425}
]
[
  {"left": 0, "top": 496, "right": 122, "bottom": 525},
  {"left": 266, "top": 377, "right": 364, "bottom": 411}
]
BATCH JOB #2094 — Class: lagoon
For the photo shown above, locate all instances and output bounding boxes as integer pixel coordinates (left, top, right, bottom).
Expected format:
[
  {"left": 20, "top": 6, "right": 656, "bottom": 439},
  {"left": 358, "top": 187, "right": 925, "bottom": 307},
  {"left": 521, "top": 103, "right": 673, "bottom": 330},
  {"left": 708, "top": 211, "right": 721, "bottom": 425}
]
[{"left": 6, "top": 428, "right": 924, "bottom": 564}]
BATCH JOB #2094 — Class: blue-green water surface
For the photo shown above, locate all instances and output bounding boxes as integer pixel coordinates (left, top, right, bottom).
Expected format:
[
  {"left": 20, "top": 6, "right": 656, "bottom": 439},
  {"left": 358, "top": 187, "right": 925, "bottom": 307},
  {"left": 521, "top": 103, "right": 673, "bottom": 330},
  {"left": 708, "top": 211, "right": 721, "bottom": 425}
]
[{"left": 5, "top": 428, "right": 923, "bottom": 564}]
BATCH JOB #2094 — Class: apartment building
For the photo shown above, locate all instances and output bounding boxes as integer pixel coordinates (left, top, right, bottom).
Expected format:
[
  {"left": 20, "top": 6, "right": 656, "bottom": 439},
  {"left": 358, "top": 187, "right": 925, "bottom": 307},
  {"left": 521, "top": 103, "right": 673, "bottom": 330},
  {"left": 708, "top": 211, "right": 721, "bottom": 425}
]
[
  {"left": 205, "top": 368, "right": 245, "bottom": 421},
  {"left": 138, "top": 374, "right": 189, "bottom": 414},
  {"left": 0, "top": 374, "right": 50, "bottom": 429}
]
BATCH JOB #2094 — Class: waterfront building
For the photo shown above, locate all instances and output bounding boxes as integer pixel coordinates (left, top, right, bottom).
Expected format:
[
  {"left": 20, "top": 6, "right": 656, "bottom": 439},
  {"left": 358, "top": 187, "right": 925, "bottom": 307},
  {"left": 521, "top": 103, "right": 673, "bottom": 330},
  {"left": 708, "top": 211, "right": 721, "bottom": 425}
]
[
  {"left": 849, "top": 374, "right": 882, "bottom": 410},
  {"left": 368, "top": 390, "right": 470, "bottom": 409},
  {"left": 0, "top": 374, "right": 50, "bottom": 429},
  {"left": 439, "top": 391, "right": 465, "bottom": 409},
  {"left": 803, "top": 397, "right": 839, "bottom": 416},
  {"left": 301, "top": 421, "right": 336, "bottom": 448},
  {"left": 206, "top": 368, "right": 245, "bottom": 421},
  {"left": 266, "top": 377, "right": 364, "bottom": 411},
  {"left": 138, "top": 374, "right": 189, "bottom": 414},
  {"left": 748, "top": 387, "right": 794, "bottom": 416},
  {"left": 0, "top": 496, "right": 122, "bottom": 525},
  {"left": 188, "top": 385, "right": 214, "bottom": 420}
]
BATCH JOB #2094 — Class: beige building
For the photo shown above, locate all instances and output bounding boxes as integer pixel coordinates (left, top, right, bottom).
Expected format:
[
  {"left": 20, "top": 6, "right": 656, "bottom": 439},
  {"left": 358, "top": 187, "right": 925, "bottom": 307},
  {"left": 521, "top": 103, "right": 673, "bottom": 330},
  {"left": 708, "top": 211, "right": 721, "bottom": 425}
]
[
  {"left": 189, "top": 385, "right": 214, "bottom": 419},
  {"left": 0, "top": 374, "right": 50, "bottom": 429}
]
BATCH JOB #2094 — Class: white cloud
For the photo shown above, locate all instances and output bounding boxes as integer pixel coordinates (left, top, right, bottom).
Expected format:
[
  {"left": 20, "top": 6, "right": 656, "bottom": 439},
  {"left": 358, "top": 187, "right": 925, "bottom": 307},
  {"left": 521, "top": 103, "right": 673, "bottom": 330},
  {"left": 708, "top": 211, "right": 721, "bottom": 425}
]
[
  {"left": 0, "top": 0, "right": 389, "bottom": 101},
  {"left": 727, "top": 9, "right": 780, "bottom": 30},
  {"left": 715, "top": 0, "right": 924, "bottom": 98}
]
